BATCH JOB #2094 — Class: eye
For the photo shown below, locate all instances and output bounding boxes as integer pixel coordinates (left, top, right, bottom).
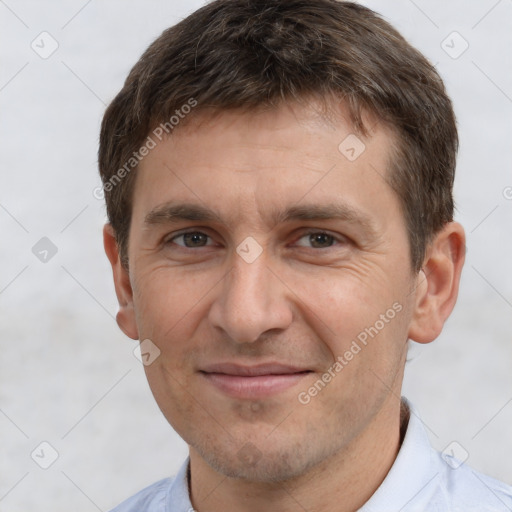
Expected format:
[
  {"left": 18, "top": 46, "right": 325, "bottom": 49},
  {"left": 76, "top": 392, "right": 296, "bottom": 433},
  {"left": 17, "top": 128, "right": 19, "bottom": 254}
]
[
  {"left": 167, "top": 231, "right": 214, "bottom": 248},
  {"left": 294, "top": 231, "right": 345, "bottom": 249}
]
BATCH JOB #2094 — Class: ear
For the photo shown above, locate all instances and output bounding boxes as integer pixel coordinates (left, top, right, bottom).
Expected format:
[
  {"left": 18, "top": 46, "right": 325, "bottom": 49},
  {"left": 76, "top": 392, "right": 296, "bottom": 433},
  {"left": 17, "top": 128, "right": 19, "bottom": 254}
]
[
  {"left": 408, "top": 222, "right": 466, "bottom": 344},
  {"left": 103, "top": 223, "right": 139, "bottom": 340}
]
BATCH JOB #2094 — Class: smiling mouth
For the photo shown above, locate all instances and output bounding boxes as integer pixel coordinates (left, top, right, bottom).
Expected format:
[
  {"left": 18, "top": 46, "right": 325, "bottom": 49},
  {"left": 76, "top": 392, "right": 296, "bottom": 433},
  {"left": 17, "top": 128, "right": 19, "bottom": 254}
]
[{"left": 199, "top": 363, "right": 313, "bottom": 399}]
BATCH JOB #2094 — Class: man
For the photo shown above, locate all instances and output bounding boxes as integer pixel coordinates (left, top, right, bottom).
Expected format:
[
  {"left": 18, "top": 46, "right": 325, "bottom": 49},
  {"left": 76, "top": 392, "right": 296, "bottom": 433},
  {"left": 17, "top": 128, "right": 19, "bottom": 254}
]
[{"left": 99, "top": 1, "right": 512, "bottom": 510}]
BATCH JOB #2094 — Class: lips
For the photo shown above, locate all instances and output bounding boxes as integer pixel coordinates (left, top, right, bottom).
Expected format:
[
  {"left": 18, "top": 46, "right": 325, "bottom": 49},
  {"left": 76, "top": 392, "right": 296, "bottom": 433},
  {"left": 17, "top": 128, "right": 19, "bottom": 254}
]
[{"left": 199, "top": 362, "right": 312, "bottom": 399}]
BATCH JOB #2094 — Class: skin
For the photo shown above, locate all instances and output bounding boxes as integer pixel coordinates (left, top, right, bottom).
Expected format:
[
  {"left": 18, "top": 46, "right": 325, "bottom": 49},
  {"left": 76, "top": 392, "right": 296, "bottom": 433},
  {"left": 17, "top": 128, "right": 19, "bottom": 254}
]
[{"left": 104, "top": 98, "right": 465, "bottom": 512}]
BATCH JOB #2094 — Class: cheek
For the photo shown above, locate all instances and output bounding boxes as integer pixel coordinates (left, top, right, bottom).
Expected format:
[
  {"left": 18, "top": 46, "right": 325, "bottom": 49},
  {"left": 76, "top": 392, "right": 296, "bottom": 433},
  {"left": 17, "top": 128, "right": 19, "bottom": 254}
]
[
  {"left": 303, "top": 267, "right": 411, "bottom": 369},
  {"left": 132, "top": 266, "right": 212, "bottom": 343},
  {"left": 142, "top": 357, "right": 199, "bottom": 442},
  {"left": 307, "top": 267, "right": 394, "bottom": 328}
]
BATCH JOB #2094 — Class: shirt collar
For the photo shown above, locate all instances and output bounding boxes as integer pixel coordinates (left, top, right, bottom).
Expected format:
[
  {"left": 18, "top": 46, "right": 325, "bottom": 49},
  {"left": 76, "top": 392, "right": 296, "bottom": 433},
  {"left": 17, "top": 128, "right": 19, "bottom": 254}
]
[
  {"left": 166, "top": 456, "right": 193, "bottom": 512},
  {"left": 359, "top": 396, "right": 440, "bottom": 511}
]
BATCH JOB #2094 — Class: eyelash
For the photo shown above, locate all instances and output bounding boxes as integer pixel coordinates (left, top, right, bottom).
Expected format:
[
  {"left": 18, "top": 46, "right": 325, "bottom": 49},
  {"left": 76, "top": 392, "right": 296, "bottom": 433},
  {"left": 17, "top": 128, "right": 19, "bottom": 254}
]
[{"left": 164, "top": 229, "right": 348, "bottom": 250}]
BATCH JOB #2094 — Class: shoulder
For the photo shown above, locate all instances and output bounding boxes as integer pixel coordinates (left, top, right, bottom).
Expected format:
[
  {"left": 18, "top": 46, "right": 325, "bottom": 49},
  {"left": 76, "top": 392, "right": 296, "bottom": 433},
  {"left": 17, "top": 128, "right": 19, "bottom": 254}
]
[
  {"left": 108, "top": 477, "right": 173, "bottom": 512},
  {"left": 433, "top": 451, "right": 512, "bottom": 511},
  {"left": 371, "top": 399, "right": 512, "bottom": 512}
]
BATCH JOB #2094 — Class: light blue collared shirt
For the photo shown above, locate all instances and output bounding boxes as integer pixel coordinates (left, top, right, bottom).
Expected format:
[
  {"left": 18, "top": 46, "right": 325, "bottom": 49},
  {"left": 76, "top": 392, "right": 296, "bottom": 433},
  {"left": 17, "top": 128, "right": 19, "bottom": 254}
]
[{"left": 110, "top": 399, "right": 512, "bottom": 511}]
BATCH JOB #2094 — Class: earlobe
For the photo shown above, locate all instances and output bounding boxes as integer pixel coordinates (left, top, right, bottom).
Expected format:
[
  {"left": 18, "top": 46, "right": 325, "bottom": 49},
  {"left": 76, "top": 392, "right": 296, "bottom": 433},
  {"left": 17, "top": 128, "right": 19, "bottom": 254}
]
[
  {"left": 103, "top": 224, "right": 139, "bottom": 340},
  {"left": 408, "top": 222, "right": 466, "bottom": 344}
]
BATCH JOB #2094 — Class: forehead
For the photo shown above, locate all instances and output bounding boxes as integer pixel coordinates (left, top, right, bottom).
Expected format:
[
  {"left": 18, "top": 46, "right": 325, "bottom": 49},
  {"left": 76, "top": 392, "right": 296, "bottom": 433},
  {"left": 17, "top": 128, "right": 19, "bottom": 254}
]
[
  {"left": 131, "top": 99, "right": 400, "bottom": 232},
  {"left": 158, "top": 98, "right": 386, "bottom": 159}
]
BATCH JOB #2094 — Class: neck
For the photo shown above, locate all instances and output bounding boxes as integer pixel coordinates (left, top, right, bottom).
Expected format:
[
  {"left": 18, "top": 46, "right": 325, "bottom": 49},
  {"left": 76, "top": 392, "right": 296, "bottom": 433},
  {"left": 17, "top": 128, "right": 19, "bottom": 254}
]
[{"left": 188, "top": 395, "right": 407, "bottom": 512}]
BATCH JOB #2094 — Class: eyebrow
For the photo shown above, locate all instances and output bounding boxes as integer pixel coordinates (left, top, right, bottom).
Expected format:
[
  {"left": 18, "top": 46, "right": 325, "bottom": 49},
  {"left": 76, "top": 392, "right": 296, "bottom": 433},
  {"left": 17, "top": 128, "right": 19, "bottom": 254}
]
[
  {"left": 144, "top": 202, "right": 222, "bottom": 226},
  {"left": 276, "top": 204, "right": 373, "bottom": 227},
  {"left": 143, "top": 201, "right": 377, "bottom": 235}
]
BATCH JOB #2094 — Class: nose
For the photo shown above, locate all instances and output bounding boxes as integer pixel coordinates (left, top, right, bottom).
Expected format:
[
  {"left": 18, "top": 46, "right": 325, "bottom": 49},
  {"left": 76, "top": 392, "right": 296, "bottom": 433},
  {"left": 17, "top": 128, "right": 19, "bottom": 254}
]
[{"left": 208, "top": 248, "right": 293, "bottom": 344}]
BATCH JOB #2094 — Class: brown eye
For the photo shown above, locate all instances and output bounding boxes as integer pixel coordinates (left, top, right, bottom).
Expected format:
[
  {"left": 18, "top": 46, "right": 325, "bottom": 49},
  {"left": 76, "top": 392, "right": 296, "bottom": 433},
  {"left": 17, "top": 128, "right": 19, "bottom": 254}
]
[
  {"left": 309, "top": 233, "right": 335, "bottom": 248},
  {"left": 169, "top": 231, "right": 212, "bottom": 248},
  {"left": 295, "top": 231, "right": 342, "bottom": 249}
]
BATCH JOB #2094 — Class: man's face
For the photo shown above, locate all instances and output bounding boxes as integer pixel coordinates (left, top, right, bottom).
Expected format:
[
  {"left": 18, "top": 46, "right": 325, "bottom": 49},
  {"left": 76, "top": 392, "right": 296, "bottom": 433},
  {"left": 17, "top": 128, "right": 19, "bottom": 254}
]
[{"left": 123, "top": 100, "right": 419, "bottom": 482}]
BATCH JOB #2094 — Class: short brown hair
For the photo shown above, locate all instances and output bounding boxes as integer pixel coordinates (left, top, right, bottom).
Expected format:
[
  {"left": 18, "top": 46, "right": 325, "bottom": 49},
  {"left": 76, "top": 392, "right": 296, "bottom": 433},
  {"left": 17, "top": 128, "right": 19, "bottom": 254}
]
[{"left": 98, "top": 0, "right": 458, "bottom": 272}]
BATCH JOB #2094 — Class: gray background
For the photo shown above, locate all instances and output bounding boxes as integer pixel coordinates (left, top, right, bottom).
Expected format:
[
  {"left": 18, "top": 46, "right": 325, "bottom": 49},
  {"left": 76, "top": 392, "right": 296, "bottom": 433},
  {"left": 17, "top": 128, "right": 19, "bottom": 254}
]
[{"left": 1, "top": 0, "right": 511, "bottom": 510}]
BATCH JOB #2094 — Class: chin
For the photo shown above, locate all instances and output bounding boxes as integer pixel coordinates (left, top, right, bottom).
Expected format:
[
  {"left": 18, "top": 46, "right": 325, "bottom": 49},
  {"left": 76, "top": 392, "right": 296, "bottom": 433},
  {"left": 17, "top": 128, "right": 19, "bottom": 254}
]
[{"left": 194, "top": 437, "right": 330, "bottom": 484}]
